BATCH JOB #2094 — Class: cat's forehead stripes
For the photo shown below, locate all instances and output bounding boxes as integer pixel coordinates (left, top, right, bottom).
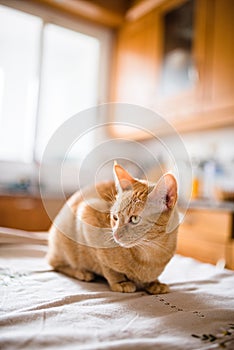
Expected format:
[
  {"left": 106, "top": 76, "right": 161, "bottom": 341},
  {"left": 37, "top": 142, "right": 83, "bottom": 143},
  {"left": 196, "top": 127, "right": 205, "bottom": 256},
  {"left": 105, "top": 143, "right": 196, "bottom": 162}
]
[{"left": 114, "top": 188, "right": 148, "bottom": 215}]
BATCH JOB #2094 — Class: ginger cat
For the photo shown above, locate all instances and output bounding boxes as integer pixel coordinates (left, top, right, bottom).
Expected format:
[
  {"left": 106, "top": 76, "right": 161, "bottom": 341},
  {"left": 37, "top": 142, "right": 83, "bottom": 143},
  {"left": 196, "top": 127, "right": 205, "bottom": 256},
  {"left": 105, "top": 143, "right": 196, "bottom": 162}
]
[{"left": 47, "top": 163, "right": 179, "bottom": 294}]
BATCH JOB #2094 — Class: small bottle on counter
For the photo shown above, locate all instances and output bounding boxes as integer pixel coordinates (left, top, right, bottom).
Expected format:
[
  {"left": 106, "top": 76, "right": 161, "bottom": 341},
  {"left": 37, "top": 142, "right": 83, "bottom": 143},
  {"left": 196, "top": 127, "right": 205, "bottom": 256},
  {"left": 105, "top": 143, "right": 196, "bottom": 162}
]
[{"left": 191, "top": 158, "right": 201, "bottom": 200}]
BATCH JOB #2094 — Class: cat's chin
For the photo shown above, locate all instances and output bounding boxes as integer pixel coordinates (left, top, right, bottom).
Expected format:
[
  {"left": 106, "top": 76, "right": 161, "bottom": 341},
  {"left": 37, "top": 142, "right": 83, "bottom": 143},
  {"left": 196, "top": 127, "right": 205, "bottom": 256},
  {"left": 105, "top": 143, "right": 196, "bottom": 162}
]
[
  {"left": 118, "top": 242, "right": 136, "bottom": 249},
  {"left": 114, "top": 238, "right": 138, "bottom": 249},
  {"left": 113, "top": 232, "right": 140, "bottom": 248}
]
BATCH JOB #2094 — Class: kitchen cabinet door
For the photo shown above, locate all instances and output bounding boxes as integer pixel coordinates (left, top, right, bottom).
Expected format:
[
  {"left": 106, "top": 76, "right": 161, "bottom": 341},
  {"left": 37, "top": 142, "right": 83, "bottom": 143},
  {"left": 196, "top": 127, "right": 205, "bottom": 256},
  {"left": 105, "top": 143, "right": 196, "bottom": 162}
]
[
  {"left": 111, "top": 0, "right": 234, "bottom": 137},
  {"left": 0, "top": 195, "right": 64, "bottom": 231},
  {"left": 177, "top": 208, "right": 233, "bottom": 268},
  {"left": 112, "top": 10, "right": 159, "bottom": 108},
  {"left": 204, "top": 0, "right": 234, "bottom": 112},
  {"left": 111, "top": 0, "right": 207, "bottom": 136},
  {"left": 154, "top": 0, "right": 207, "bottom": 121}
]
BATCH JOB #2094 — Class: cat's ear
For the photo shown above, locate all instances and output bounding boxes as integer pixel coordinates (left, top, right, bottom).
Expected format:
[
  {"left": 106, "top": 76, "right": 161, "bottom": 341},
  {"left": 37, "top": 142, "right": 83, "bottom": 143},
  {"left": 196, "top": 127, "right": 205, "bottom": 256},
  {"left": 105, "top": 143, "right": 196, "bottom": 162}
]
[
  {"left": 148, "top": 173, "right": 177, "bottom": 210},
  {"left": 113, "top": 162, "right": 135, "bottom": 191}
]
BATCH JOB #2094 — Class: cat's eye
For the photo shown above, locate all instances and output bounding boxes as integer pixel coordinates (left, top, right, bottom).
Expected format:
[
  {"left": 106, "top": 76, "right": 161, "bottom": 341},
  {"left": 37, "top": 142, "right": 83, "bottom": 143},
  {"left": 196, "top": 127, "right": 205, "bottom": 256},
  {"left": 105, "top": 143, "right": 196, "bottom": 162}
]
[
  {"left": 112, "top": 214, "right": 118, "bottom": 221},
  {"left": 129, "top": 215, "right": 141, "bottom": 224}
]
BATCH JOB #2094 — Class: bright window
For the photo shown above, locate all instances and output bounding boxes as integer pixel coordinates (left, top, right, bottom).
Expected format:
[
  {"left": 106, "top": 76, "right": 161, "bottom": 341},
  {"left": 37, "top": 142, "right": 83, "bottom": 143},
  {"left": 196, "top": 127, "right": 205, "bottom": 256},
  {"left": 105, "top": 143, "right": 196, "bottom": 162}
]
[
  {"left": 0, "top": 5, "right": 103, "bottom": 163},
  {"left": 36, "top": 24, "right": 100, "bottom": 161},
  {"left": 0, "top": 6, "right": 42, "bottom": 162}
]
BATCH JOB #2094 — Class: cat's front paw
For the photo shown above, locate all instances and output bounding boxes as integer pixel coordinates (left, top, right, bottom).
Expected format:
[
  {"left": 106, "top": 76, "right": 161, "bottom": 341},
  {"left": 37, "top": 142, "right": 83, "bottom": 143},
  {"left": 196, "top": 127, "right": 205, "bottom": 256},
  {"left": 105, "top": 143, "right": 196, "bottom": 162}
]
[
  {"left": 111, "top": 281, "right": 136, "bottom": 293},
  {"left": 76, "top": 270, "right": 95, "bottom": 282},
  {"left": 55, "top": 266, "right": 95, "bottom": 282},
  {"left": 145, "top": 281, "right": 169, "bottom": 295}
]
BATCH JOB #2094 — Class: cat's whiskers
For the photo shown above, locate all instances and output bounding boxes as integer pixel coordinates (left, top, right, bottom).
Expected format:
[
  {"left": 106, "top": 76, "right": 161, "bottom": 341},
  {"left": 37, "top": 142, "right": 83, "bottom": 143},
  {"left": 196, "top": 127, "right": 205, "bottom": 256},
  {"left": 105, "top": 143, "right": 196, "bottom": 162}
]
[
  {"left": 142, "top": 239, "right": 172, "bottom": 255},
  {"left": 105, "top": 233, "right": 116, "bottom": 245},
  {"left": 106, "top": 235, "right": 114, "bottom": 242},
  {"left": 133, "top": 241, "right": 151, "bottom": 262}
]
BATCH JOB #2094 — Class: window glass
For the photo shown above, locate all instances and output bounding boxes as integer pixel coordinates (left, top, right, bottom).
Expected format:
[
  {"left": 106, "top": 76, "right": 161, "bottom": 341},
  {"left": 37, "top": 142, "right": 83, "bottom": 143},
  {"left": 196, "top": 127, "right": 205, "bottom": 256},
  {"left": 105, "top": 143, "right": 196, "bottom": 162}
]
[
  {"left": 35, "top": 24, "right": 100, "bottom": 161},
  {"left": 0, "top": 7, "right": 101, "bottom": 163},
  {"left": 0, "top": 5, "right": 42, "bottom": 162},
  {"left": 161, "top": 0, "right": 195, "bottom": 96}
]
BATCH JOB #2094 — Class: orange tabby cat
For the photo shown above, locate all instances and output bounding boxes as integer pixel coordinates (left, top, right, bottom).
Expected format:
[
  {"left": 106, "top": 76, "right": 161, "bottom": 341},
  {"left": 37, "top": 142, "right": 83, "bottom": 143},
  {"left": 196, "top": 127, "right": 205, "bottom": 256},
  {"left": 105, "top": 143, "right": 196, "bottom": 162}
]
[{"left": 47, "top": 163, "right": 179, "bottom": 294}]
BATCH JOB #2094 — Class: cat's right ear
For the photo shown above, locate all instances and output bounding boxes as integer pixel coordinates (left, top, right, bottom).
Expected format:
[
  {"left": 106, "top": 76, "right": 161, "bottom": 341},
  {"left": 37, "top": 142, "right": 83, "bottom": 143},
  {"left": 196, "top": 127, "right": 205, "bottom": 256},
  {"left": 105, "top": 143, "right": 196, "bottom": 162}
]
[
  {"left": 113, "top": 162, "right": 135, "bottom": 192},
  {"left": 148, "top": 173, "right": 177, "bottom": 210}
]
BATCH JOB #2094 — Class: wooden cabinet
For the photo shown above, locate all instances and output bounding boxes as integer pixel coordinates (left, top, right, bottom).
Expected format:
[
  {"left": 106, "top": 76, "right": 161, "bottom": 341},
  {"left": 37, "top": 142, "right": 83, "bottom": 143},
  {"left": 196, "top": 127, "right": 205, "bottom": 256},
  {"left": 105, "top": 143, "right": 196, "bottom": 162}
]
[
  {"left": 112, "top": 10, "right": 159, "bottom": 107},
  {"left": 0, "top": 195, "right": 65, "bottom": 231},
  {"left": 226, "top": 243, "right": 234, "bottom": 270},
  {"left": 153, "top": 0, "right": 204, "bottom": 120},
  {"left": 111, "top": 0, "right": 234, "bottom": 137},
  {"left": 177, "top": 208, "right": 234, "bottom": 269},
  {"left": 203, "top": 0, "right": 234, "bottom": 111}
]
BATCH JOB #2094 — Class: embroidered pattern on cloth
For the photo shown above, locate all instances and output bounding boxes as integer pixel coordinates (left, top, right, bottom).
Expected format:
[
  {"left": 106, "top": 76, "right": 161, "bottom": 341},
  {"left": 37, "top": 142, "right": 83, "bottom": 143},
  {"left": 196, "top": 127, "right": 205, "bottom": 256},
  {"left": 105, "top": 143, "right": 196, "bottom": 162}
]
[
  {"left": 154, "top": 294, "right": 205, "bottom": 318},
  {"left": 192, "top": 324, "right": 234, "bottom": 349}
]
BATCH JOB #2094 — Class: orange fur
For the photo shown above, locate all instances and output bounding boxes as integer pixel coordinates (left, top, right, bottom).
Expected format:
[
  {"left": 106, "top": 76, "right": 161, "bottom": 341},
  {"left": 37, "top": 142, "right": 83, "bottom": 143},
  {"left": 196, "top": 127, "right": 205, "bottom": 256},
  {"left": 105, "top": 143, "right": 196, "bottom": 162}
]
[{"left": 47, "top": 164, "right": 179, "bottom": 294}]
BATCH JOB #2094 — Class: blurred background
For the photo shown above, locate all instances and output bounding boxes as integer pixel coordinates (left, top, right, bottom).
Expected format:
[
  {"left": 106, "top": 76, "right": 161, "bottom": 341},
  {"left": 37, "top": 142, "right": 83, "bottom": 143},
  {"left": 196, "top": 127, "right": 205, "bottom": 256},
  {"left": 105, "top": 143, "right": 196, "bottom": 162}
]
[{"left": 0, "top": 0, "right": 234, "bottom": 267}]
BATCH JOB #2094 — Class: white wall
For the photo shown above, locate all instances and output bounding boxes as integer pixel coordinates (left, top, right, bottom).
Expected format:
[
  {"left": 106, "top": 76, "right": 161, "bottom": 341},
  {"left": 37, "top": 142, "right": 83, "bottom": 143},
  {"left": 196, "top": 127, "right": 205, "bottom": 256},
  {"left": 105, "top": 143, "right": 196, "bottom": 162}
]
[
  {"left": 0, "top": 125, "right": 233, "bottom": 197},
  {"left": 151, "top": 126, "right": 234, "bottom": 196}
]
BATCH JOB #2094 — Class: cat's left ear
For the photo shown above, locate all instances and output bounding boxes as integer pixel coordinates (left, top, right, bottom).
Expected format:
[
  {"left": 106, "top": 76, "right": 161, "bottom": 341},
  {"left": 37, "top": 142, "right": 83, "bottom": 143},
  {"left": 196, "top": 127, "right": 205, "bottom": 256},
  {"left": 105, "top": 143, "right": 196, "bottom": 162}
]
[
  {"left": 148, "top": 173, "right": 177, "bottom": 210},
  {"left": 113, "top": 162, "right": 136, "bottom": 191}
]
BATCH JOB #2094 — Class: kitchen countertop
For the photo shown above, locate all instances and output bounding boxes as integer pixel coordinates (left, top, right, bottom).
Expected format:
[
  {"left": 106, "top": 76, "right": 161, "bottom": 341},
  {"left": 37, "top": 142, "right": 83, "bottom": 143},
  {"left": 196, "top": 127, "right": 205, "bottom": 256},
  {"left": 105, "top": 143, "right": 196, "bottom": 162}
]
[
  {"left": 1, "top": 189, "right": 234, "bottom": 212},
  {"left": 0, "top": 186, "right": 72, "bottom": 200},
  {"left": 183, "top": 199, "right": 234, "bottom": 212}
]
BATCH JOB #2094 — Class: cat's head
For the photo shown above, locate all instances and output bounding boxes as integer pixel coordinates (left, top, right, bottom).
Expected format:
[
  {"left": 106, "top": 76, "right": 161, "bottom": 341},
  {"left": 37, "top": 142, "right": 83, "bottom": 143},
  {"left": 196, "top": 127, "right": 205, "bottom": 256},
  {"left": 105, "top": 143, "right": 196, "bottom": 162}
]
[{"left": 110, "top": 163, "right": 178, "bottom": 248}]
